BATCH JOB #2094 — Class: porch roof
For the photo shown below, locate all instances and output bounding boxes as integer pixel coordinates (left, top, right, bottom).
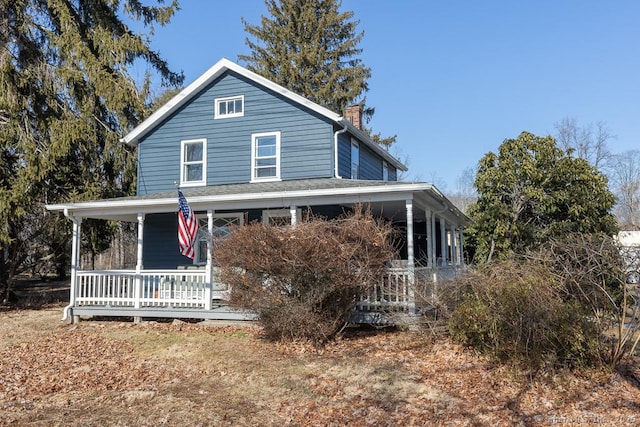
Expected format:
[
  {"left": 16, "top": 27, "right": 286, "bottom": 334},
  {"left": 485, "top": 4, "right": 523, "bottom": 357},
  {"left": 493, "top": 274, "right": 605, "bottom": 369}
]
[{"left": 46, "top": 178, "right": 469, "bottom": 225}]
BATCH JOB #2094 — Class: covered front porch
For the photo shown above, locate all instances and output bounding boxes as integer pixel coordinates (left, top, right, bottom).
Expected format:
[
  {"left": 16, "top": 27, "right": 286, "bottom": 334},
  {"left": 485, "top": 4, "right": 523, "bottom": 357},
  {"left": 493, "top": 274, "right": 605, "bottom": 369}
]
[{"left": 47, "top": 179, "right": 469, "bottom": 323}]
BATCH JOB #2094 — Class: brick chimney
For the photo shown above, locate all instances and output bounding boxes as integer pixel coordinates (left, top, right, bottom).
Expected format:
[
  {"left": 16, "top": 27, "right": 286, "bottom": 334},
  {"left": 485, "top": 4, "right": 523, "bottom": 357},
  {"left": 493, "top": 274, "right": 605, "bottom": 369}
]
[{"left": 344, "top": 105, "right": 363, "bottom": 130}]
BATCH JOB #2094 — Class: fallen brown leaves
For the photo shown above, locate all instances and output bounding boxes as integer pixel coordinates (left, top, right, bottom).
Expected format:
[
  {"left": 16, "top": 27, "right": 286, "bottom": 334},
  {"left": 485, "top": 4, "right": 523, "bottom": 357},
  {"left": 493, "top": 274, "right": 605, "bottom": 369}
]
[
  {"left": 0, "top": 327, "right": 184, "bottom": 401},
  {"left": 1, "top": 307, "right": 639, "bottom": 426}
]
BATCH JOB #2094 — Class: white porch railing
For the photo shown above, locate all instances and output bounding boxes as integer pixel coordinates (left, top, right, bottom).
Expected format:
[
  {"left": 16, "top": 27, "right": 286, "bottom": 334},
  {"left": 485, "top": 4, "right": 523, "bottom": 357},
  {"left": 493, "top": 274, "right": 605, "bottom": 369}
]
[
  {"left": 356, "top": 266, "right": 461, "bottom": 312},
  {"left": 75, "top": 269, "right": 229, "bottom": 309},
  {"left": 72, "top": 264, "right": 462, "bottom": 314}
]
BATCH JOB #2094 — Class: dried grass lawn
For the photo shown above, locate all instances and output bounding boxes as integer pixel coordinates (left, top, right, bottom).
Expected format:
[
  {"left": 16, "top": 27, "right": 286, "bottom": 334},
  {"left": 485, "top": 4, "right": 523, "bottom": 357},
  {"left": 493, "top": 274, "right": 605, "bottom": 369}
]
[{"left": 1, "top": 304, "right": 639, "bottom": 426}]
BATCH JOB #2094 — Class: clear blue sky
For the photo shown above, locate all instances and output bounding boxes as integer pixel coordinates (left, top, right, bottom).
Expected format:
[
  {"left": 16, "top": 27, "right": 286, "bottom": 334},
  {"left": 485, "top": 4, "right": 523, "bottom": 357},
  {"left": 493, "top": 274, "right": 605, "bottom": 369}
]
[{"left": 134, "top": 0, "right": 640, "bottom": 191}]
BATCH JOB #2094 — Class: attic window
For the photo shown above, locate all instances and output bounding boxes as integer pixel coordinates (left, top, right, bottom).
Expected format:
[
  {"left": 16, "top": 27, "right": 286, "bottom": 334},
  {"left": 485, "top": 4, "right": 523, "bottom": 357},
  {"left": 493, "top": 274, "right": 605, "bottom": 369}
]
[{"left": 215, "top": 95, "right": 244, "bottom": 119}]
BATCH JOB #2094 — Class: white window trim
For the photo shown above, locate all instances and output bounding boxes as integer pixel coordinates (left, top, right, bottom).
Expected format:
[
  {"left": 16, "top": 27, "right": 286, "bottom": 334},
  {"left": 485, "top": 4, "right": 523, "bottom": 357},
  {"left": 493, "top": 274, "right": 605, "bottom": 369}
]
[
  {"left": 351, "top": 139, "right": 359, "bottom": 180},
  {"left": 251, "top": 131, "right": 281, "bottom": 182},
  {"left": 382, "top": 161, "right": 389, "bottom": 181},
  {"left": 180, "top": 138, "right": 207, "bottom": 187},
  {"left": 262, "top": 208, "right": 301, "bottom": 225},
  {"left": 214, "top": 95, "right": 244, "bottom": 119}
]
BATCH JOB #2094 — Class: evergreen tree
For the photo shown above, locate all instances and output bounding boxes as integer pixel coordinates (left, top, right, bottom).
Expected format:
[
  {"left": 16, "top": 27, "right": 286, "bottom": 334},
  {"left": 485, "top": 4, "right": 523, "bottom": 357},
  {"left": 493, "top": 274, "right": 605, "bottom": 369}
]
[
  {"left": 240, "top": 0, "right": 395, "bottom": 146},
  {"left": 0, "top": 0, "right": 183, "bottom": 299},
  {"left": 466, "top": 131, "right": 618, "bottom": 263}
]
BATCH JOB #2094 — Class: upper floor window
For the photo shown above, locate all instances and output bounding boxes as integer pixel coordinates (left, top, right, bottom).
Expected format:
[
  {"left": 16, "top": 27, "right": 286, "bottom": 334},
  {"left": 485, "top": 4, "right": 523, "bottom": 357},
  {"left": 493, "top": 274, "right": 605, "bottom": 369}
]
[
  {"left": 251, "top": 131, "right": 280, "bottom": 181},
  {"left": 382, "top": 161, "right": 389, "bottom": 181},
  {"left": 351, "top": 140, "right": 359, "bottom": 179},
  {"left": 180, "top": 138, "right": 207, "bottom": 186},
  {"left": 215, "top": 95, "right": 244, "bottom": 119}
]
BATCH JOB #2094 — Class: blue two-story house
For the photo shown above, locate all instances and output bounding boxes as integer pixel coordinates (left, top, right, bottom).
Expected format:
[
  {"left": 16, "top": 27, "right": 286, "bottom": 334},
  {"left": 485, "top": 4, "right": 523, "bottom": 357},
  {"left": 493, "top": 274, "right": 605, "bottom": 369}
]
[{"left": 47, "top": 58, "right": 469, "bottom": 323}]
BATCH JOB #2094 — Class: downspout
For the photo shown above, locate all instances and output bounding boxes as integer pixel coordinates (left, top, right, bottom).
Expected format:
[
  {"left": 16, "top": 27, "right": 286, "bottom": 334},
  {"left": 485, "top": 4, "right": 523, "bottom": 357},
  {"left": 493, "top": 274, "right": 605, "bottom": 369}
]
[
  {"left": 62, "top": 208, "right": 79, "bottom": 322},
  {"left": 334, "top": 121, "right": 348, "bottom": 179}
]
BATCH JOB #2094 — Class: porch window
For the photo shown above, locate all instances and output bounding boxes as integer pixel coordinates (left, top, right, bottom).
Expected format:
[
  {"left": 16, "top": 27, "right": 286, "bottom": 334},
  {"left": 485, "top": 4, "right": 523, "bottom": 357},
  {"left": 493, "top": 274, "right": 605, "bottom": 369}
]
[
  {"left": 180, "top": 138, "right": 207, "bottom": 186},
  {"left": 351, "top": 139, "right": 359, "bottom": 179},
  {"left": 214, "top": 95, "right": 244, "bottom": 119},
  {"left": 251, "top": 131, "right": 280, "bottom": 181},
  {"left": 262, "top": 208, "right": 301, "bottom": 226},
  {"left": 195, "top": 213, "right": 244, "bottom": 264}
]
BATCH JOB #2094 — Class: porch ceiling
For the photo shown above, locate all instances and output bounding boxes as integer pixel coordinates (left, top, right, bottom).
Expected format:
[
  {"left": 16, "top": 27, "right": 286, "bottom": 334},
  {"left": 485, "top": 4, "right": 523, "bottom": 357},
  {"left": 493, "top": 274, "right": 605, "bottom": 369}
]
[{"left": 46, "top": 178, "right": 470, "bottom": 226}]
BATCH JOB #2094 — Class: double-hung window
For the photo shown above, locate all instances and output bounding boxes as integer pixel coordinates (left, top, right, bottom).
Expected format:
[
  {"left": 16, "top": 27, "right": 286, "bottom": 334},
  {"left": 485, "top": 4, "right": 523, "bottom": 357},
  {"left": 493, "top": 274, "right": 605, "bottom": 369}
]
[
  {"left": 180, "top": 138, "right": 206, "bottom": 186},
  {"left": 382, "top": 161, "right": 389, "bottom": 181},
  {"left": 215, "top": 95, "right": 244, "bottom": 119},
  {"left": 251, "top": 131, "right": 280, "bottom": 181}
]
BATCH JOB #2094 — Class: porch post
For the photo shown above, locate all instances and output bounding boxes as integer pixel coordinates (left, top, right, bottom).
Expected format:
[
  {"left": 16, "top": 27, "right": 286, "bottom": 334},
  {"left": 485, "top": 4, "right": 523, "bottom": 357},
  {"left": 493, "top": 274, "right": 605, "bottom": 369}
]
[
  {"left": 458, "top": 228, "right": 465, "bottom": 267},
  {"left": 63, "top": 213, "right": 82, "bottom": 323},
  {"left": 425, "top": 209, "right": 433, "bottom": 268},
  {"left": 290, "top": 205, "right": 297, "bottom": 227},
  {"left": 440, "top": 217, "right": 447, "bottom": 266},
  {"left": 450, "top": 224, "right": 457, "bottom": 266},
  {"left": 205, "top": 210, "right": 213, "bottom": 310},
  {"left": 406, "top": 199, "right": 416, "bottom": 315},
  {"left": 406, "top": 200, "right": 414, "bottom": 268},
  {"left": 73, "top": 216, "right": 82, "bottom": 279},
  {"left": 431, "top": 212, "right": 437, "bottom": 269},
  {"left": 134, "top": 213, "right": 144, "bottom": 309}
]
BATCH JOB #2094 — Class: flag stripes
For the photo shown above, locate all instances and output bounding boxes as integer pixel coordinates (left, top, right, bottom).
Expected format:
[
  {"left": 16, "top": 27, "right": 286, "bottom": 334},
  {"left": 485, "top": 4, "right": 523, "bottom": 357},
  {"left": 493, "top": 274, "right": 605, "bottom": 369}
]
[{"left": 177, "top": 189, "right": 198, "bottom": 259}]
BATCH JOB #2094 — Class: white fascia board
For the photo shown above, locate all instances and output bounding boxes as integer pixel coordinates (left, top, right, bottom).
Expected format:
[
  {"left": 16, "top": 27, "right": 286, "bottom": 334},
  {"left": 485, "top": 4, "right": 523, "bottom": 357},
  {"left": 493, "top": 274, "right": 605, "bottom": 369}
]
[
  {"left": 121, "top": 58, "right": 342, "bottom": 145},
  {"left": 46, "top": 182, "right": 473, "bottom": 225},
  {"left": 46, "top": 183, "right": 433, "bottom": 217},
  {"left": 413, "top": 187, "right": 472, "bottom": 225}
]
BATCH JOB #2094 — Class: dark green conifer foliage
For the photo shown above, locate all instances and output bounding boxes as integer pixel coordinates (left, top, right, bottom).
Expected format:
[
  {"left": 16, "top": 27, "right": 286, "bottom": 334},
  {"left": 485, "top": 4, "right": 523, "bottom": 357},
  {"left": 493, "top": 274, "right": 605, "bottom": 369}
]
[
  {"left": 240, "top": 0, "right": 395, "bottom": 146},
  {"left": 0, "top": 0, "right": 183, "bottom": 298}
]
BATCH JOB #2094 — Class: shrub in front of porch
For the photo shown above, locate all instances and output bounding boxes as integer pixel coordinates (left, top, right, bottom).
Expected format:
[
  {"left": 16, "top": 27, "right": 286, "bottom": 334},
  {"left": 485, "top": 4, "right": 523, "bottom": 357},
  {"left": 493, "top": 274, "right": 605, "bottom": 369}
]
[
  {"left": 214, "top": 209, "right": 396, "bottom": 343},
  {"left": 449, "top": 234, "right": 637, "bottom": 369}
]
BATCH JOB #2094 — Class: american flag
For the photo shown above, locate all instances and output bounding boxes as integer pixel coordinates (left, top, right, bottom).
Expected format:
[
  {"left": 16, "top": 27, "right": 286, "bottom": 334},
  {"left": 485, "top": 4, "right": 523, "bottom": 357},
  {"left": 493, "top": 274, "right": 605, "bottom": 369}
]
[{"left": 177, "top": 189, "right": 198, "bottom": 259}]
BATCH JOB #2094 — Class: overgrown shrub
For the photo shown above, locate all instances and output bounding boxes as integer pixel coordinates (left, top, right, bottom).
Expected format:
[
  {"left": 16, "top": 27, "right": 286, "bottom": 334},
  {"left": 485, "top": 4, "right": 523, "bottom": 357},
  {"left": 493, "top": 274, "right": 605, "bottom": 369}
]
[
  {"left": 449, "top": 259, "right": 602, "bottom": 368},
  {"left": 214, "top": 208, "right": 396, "bottom": 343},
  {"left": 534, "top": 233, "right": 640, "bottom": 368},
  {"left": 450, "top": 233, "right": 640, "bottom": 369}
]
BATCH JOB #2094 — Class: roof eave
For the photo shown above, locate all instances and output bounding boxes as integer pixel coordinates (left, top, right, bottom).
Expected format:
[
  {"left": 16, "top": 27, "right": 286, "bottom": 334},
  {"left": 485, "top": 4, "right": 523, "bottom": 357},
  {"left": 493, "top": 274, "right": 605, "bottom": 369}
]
[
  {"left": 121, "top": 58, "right": 342, "bottom": 146},
  {"left": 340, "top": 119, "right": 408, "bottom": 172},
  {"left": 120, "top": 60, "right": 407, "bottom": 175}
]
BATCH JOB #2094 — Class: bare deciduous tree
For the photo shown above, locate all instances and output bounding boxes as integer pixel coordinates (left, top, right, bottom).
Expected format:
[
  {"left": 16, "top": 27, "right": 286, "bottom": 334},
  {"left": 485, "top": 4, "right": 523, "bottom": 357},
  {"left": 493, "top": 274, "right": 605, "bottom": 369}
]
[
  {"left": 447, "top": 166, "right": 477, "bottom": 214},
  {"left": 554, "top": 117, "right": 615, "bottom": 170},
  {"left": 609, "top": 150, "right": 640, "bottom": 230}
]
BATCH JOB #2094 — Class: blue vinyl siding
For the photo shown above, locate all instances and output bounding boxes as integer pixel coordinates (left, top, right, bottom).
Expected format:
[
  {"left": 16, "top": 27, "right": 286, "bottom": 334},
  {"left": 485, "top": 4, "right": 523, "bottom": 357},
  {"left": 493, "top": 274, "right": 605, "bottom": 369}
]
[
  {"left": 337, "top": 133, "right": 351, "bottom": 178},
  {"left": 359, "top": 144, "right": 382, "bottom": 180},
  {"left": 388, "top": 166, "right": 397, "bottom": 181},
  {"left": 337, "top": 133, "right": 395, "bottom": 181},
  {"left": 137, "top": 71, "right": 334, "bottom": 195},
  {"left": 143, "top": 213, "right": 190, "bottom": 268}
]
